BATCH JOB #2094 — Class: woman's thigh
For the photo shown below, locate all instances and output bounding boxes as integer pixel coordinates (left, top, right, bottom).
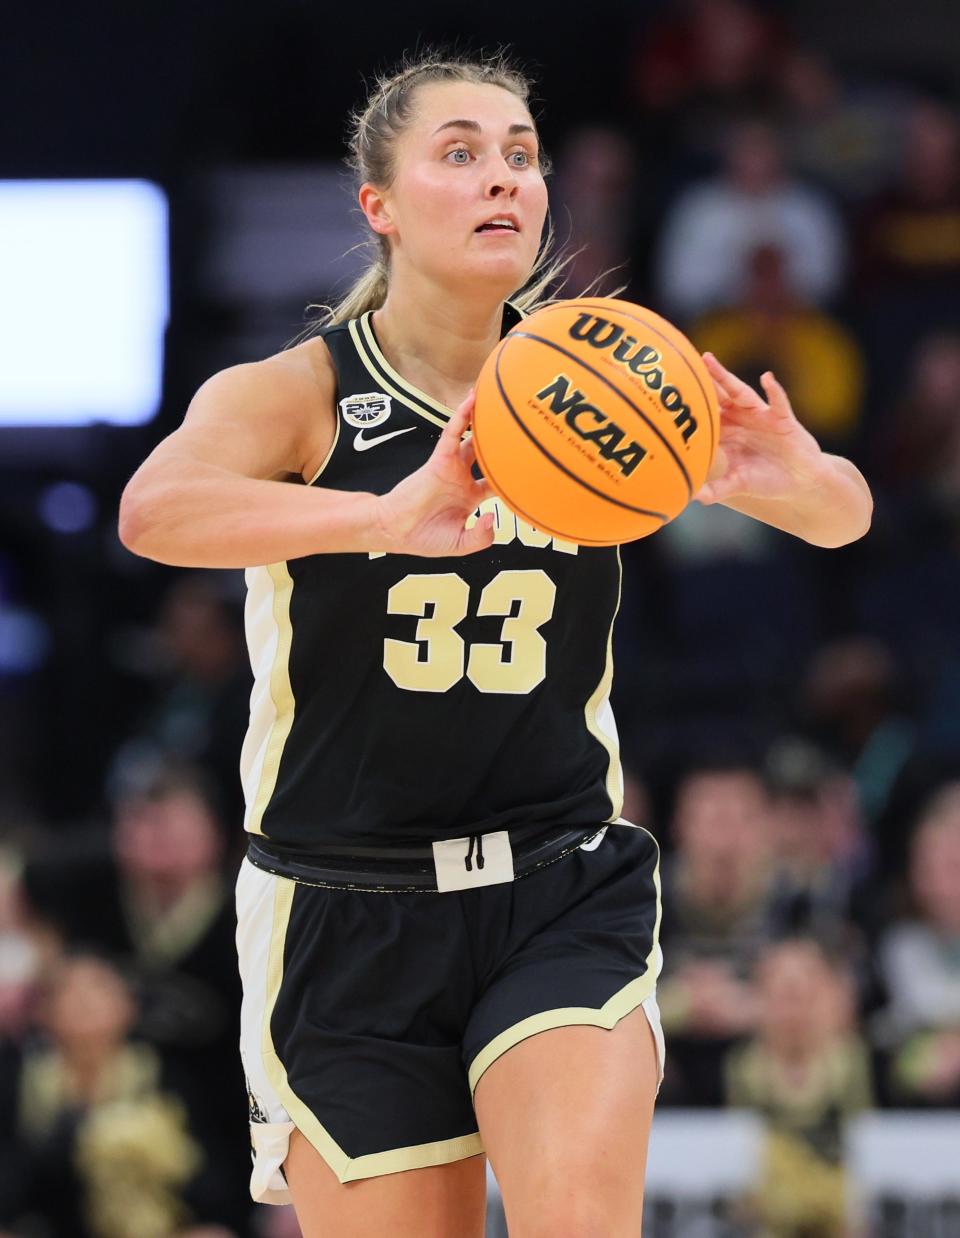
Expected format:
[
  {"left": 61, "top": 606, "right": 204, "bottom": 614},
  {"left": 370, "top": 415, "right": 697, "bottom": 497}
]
[
  {"left": 474, "top": 1006, "right": 660, "bottom": 1238},
  {"left": 284, "top": 1132, "right": 487, "bottom": 1238}
]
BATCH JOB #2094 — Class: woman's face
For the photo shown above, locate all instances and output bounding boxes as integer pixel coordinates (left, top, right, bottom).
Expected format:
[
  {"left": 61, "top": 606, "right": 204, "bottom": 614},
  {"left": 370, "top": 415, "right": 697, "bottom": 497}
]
[
  {"left": 46, "top": 957, "right": 134, "bottom": 1048},
  {"left": 911, "top": 817, "right": 960, "bottom": 934},
  {"left": 369, "top": 81, "right": 549, "bottom": 297},
  {"left": 757, "top": 943, "right": 845, "bottom": 1048}
]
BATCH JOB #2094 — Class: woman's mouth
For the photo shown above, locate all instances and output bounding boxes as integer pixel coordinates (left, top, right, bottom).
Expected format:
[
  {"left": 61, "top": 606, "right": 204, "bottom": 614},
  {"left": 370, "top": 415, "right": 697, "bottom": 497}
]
[{"left": 475, "top": 216, "right": 520, "bottom": 234}]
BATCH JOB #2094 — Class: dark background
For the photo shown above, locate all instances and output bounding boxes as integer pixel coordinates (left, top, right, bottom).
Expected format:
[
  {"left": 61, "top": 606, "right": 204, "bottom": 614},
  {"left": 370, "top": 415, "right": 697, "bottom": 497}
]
[{"left": 2, "top": 0, "right": 958, "bottom": 823}]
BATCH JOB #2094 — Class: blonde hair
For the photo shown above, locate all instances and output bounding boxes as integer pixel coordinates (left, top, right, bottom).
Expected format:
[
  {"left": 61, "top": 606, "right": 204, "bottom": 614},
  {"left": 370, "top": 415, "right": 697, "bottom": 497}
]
[{"left": 288, "top": 51, "right": 571, "bottom": 344}]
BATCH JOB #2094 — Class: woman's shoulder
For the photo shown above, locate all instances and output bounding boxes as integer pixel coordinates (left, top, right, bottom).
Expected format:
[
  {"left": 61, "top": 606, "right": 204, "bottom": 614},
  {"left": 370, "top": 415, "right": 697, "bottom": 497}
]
[
  {"left": 263, "top": 331, "right": 336, "bottom": 403},
  {"left": 176, "top": 334, "right": 337, "bottom": 484},
  {"left": 256, "top": 337, "right": 338, "bottom": 480}
]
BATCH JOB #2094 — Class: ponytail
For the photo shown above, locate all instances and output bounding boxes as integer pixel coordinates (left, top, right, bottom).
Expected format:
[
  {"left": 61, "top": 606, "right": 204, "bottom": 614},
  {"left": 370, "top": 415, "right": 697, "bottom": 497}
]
[{"left": 285, "top": 244, "right": 390, "bottom": 346}]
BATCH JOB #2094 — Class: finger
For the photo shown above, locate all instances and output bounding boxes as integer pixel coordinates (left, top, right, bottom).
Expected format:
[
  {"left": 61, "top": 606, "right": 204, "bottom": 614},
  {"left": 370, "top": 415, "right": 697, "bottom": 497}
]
[
  {"left": 714, "top": 403, "right": 773, "bottom": 432},
  {"left": 759, "top": 371, "right": 794, "bottom": 422},
  {"left": 459, "top": 435, "right": 477, "bottom": 470},
  {"left": 694, "top": 481, "right": 720, "bottom": 505},
  {"left": 436, "top": 418, "right": 464, "bottom": 459},
  {"left": 715, "top": 400, "right": 761, "bottom": 421},
  {"left": 455, "top": 388, "right": 477, "bottom": 420},
  {"left": 437, "top": 391, "right": 475, "bottom": 457},
  {"left": 473, "top": 476, "right": 495, "bottom": 504},
  {"left": 702, "top": 352, "right": 765, "bottom": 410},
  {"left": 460, "top": 510, "right": 495, "bottom": 555},
  {"left": 695, "top": 464, "right": 743, "bottom": 505}
]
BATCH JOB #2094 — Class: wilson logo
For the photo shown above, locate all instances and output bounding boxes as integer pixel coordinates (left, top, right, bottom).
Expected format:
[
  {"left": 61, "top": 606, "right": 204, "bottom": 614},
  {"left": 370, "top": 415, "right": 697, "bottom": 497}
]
[
  {"left": 535, "top": 374, "right": 647, "bottom": 477},
  {"left": 568, "top": 313, "right": 698, "bottom": 443}
]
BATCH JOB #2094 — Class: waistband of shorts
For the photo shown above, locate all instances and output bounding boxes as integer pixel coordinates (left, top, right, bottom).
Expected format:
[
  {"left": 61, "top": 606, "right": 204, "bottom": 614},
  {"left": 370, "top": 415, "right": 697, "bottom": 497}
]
[{"left": 244, "top": 822, "right": 605, "bottom": 892}]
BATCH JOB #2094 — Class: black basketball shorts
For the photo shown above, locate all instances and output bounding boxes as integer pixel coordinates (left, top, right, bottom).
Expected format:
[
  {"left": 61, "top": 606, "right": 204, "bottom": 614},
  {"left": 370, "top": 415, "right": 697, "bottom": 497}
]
[{"left": 236, "top": 819, "right": 664, "bottom": 1203}]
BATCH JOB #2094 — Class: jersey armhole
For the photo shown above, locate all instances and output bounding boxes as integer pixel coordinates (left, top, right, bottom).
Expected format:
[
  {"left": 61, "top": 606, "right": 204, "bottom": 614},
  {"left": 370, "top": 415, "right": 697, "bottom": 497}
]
[{"left": 300, "top": 334, "right": 340, "bottom": 486}]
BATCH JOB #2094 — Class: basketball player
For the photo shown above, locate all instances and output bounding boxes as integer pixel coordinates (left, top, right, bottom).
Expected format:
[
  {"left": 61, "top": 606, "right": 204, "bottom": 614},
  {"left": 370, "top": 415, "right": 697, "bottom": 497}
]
[{"left": 119, "top": 55, "right": 872, "bottom": 1238}]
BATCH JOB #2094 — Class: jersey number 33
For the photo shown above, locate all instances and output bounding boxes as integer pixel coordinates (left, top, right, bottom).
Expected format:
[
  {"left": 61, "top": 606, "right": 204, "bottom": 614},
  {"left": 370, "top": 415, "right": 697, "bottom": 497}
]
[{"left": 383, "top": 569, "right": 557, "bottom": 695}]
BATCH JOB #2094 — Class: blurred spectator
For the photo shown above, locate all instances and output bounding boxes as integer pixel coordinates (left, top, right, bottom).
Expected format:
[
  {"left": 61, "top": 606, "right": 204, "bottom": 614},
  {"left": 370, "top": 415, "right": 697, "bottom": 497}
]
[
  {"left": 800, "top": 638, "right": 917, "bottom": 839},
  {"left": 252, "top": 1206, "right": 301, "bottom": 1238},
  {"left": 2, "top": 9, "right": 960, "bottom": 1227},
  {"left": 638, "top": 503, "right": 816, "bottom": 754},
  {"left": 628, "top": 0, "right": 789, "bottom": 153},
  {"left": 553, "top": 126, "right": 640, "bottom": 298},
  {"left": 874, "top": 786, "right": 960, "bottom": 1106},
  {"left": 22, "top": 764, "right": 250, "bottom": 1233},
  {"left": 778, "top": 50, "right": 907, "bottom": 201},
  {"left": 621, "top": 765, "right": 653, "bottom": 832},
  {"left": 8, "top": 952, "right": 201, "bottom": 1238},
  {"left": 0, "top": 848, "right": 41, "bottom": 1045},
  {"left": 657, "top": 493, "right": 771, "bottom": 564},
  {"left": 692, "top": 243, "right": 865, "bottom": 444},
  {"left": 762, "top": 737, "right": 888, "bottom": 1029},
  {"left": 655, "top": 119, "right": 846, "bottom": 322},
  {"left": 179, "top": 1231, "right": 242, "bottom": 1238},
  {"left": 0, "top": 847, "right": 47, "bottom": 1228},
  {"left": 180, "top": 1231, "right": 241, "bottom": 1238},
  {"left": 856, "top": 100, "right": 960, "bottom": 294},
  {"left": 873, "top": 332, "right": 960, "bottom": 510},
  {"left": 763, "top": 738, "right": 871, "bottom": 938},
  {"left": 0, "top": 555, "right": 50, "bottom": 816},
  {"left": 657, "top": 764, "right": 773, "bottom": 1103},
  {"left": 110, "top": 574, "right": 249, "bottom": 827},
  {"left": 861, "top": 335, "right": 960, "bottom": 762},
  {"left": 854, "top": 100, "right": 960, "bottom": 366},
  {"left": 726, "top": 939, "right": 873, "bottom": 1238}
]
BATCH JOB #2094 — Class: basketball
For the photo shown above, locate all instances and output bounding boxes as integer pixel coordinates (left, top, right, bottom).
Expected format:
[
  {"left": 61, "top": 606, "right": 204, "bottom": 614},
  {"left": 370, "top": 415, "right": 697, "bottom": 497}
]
[{"left": 473, "top": 297, "right": 720, "bottom": 545}]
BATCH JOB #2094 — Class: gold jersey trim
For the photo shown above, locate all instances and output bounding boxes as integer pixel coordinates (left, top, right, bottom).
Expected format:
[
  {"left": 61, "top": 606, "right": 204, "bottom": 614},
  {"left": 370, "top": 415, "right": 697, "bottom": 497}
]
[
  {"left": 261, "top": 874, "right": 484, "bottom": 1183},
  {"left": 240, "top": 562, "right": 296, "bottom": 836},
  {"left": 350, "top": 316, "right": 450, "bottom": 429},
  {"left": 583, "top": 545, "right": 624, "bottom": 820},
  {"left": 349, "top": 301, "right": 526, "bottom": 431},
  {"left": 306, "top": 408, "right": 341, "bottom": 485}
]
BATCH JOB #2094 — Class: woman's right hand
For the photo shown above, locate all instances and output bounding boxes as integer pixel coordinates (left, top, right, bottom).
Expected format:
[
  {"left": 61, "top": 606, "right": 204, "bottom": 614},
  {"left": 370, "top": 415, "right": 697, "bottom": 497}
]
[{"left": 374, "top": 392, "right": 497, "bottom": 557}]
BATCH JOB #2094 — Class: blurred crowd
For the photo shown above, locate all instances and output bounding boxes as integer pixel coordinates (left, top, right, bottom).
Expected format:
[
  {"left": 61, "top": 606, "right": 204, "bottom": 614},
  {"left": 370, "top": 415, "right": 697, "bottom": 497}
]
[{"left": 1, "top": 1, "right": 958, "bottom": 1235}]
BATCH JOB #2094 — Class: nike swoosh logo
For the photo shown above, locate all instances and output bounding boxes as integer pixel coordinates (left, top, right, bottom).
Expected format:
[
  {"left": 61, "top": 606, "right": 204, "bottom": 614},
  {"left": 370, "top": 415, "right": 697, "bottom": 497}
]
[{"left": 353, "top": 426, "right": 416, "bottom": 452}]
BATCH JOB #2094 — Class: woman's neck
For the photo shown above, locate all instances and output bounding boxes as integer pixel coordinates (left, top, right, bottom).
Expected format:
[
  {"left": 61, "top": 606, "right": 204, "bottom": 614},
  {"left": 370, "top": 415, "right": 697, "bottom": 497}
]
[{"left": 372, "top": 275, "right": 507, "bottom": 411}]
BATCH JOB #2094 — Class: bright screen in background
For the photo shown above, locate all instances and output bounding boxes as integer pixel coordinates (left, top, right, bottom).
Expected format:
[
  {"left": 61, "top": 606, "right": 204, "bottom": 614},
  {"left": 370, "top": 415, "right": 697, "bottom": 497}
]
[{"left": 0, "top": 180, "right": 168, "bottom": 426}]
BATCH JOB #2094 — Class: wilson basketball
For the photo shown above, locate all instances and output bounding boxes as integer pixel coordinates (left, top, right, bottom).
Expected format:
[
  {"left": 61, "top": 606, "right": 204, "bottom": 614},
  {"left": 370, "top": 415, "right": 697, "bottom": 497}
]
[{"left": 473, "top": 297, "right": 720, "bottom": 545}]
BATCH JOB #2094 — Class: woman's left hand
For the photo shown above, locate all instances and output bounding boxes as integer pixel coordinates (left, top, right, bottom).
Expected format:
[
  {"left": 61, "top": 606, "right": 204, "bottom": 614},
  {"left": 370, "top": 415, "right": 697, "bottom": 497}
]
[{"left": 695, "top": 352, "right": 832, "bottom": 506}]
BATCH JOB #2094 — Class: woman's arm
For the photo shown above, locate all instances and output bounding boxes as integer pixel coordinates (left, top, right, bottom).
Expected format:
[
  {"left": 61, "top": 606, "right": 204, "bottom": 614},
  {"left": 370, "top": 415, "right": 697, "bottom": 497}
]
[
  {"left": 695, "top": 353, "right": 873, "bottom": 548},
  {"left": 118, "top": 350, "right": 495, "bottom": 568}
]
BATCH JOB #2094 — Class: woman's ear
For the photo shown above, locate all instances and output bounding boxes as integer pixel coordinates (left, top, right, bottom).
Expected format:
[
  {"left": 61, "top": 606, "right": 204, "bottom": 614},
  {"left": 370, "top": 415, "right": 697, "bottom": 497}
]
[{"left": 359, "top": 183, "right": 395, "bottom": 237}]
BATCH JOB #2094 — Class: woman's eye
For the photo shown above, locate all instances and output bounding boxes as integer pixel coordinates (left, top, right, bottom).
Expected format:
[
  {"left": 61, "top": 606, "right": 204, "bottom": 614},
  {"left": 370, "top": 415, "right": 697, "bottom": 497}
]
[
  {"left": 446, "top": 148, "right": 470, "bottom": 164},
  {"left": 509, "top": 151, "right": 531, "bottom": 167}
]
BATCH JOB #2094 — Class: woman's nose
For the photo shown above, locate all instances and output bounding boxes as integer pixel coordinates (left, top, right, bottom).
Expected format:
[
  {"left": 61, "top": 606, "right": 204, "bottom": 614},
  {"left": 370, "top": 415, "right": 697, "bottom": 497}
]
[{"left": 486, "top": 158, "right": 518, "bottom": 199}]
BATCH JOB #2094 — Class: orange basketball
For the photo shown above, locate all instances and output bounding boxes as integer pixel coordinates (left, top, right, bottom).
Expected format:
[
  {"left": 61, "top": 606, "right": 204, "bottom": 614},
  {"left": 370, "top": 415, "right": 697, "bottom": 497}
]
[{"left": 473, "top": 297, "right": 719, "bottom": 545}]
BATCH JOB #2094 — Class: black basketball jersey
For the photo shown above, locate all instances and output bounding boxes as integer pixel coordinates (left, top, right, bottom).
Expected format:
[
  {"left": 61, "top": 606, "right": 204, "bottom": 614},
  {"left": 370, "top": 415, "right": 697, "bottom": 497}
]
[{"left": 239, "top": 305, "right": 625, "bottom": 850}]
